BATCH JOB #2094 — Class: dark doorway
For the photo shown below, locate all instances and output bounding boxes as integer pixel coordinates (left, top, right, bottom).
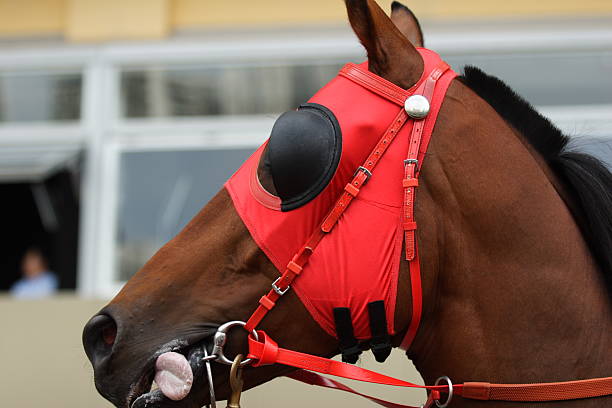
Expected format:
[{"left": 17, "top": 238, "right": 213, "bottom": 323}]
[{"left": 0, "top": 169, "right": 79, "bottom": 292}]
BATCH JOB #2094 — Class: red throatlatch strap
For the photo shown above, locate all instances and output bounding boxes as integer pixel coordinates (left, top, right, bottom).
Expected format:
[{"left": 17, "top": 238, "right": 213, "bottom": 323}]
[
  {"left": 398, "top": 61, "right": 453, "bottom": 351},
  {"left": 403, "top": 61, "right": 450, "bottom": 261},
  {"left": 399, "top": 250, "right": 423, "bottom": 351}
]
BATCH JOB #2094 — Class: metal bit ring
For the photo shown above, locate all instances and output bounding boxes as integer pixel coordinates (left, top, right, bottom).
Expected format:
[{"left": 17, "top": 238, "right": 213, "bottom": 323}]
[
  {"left": 434, "top": 376, "right": 453, "bottom": 408},
  {"left": 212, "top": 321, "right": 259, "bottom": 366}
]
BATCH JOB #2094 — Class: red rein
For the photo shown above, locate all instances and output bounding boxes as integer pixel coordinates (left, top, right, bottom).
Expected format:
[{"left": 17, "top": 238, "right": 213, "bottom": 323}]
[
  {"left": 247, "top": 332, "right": 612, "bottom": 407},
  {"left": 241, "top": 50, "right": 612, "bottom": 407}
]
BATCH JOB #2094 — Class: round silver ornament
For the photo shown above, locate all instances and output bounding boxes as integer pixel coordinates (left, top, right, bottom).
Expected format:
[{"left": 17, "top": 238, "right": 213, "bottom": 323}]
[{"left": 404, "top": 95, "right": 430, "bottom": 119}]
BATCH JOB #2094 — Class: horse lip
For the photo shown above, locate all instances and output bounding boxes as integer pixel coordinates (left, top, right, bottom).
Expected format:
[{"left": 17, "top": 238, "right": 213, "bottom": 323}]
[
  {"left": 129, "top": 340, "right": 211, "bottom": 408},
  {"left": 116, "top": 325, "right": 219, "bottom": 408},
  {"left": 130, "top": 388, "right": 165, "bottom": 408},
  {"left": 127, "top": 368, "right": 155, "bottom": 408}
]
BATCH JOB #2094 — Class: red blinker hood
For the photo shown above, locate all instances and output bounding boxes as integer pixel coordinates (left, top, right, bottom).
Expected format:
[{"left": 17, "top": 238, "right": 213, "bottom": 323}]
[{"left": 226, "top": 49, "right": 456, "bottom": 341}]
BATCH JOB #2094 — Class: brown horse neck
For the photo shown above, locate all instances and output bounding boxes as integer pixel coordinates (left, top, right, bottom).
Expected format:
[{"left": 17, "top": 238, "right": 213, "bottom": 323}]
[{"left": 397, "top": 80, "right": 612, "bottom": 406}]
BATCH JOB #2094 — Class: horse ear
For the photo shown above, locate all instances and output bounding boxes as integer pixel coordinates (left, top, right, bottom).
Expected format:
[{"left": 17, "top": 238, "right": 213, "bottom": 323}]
[
  {"left": 390, "top": 1, "right": 424, "bottom": 47},
  {"left": 344, "top": 0, "right": 423, "bottom": 89}
]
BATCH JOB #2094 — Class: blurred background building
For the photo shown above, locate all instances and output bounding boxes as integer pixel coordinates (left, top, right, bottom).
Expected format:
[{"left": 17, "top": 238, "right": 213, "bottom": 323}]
[
  {"left": 0, "top": 0, "right": 611, "bottom": 297},
  {"left": 0, "top": 1, "right": 610, "bottom": 406}
]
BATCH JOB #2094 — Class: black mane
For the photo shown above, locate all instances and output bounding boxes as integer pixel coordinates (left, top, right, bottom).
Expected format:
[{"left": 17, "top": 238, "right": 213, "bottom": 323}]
[{"left": 462, "top": 66, "right": 612, "bottom": 292}]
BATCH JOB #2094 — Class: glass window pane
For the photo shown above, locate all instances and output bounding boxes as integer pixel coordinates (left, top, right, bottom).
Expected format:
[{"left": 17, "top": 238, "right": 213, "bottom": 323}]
[
  {"left": 120, "top": 51, "right": 612, "bottom": 120},
  {"left": 120, "top": 62, "right": 344, "bottom": 118},
  {"left": 445, "top": 52, "right": 612, "bottom": 106},
  {"left": 0, "top": 71, "right": 82, "bottom": 123},
  {"left": 116, "top": 148, "right": 254, "bottom": 281}
]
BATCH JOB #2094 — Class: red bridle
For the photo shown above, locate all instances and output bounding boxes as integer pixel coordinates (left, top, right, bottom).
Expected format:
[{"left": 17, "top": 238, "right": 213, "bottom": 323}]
[{"left": 220, "top": 50, "right": 612, "bottom": 407}]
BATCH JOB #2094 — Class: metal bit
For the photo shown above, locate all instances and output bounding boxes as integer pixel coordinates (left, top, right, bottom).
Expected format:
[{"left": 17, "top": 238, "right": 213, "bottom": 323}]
[{"left": 203, "top": 347, "right": 217, "bottom": 408}]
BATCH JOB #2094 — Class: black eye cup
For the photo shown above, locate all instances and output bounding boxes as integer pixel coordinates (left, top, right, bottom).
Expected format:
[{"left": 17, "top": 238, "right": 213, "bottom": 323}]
[{"left": 258, "top": 103, "right": 342, "bottom": 211}]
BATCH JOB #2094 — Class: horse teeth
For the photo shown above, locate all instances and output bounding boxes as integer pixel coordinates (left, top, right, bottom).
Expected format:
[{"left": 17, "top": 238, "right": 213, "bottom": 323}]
[{"left": 150, "top": 380, "right": 159, "bottom": 392}]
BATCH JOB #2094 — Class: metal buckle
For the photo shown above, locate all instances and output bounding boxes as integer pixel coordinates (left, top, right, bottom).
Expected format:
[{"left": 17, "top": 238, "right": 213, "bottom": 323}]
[
  {"left": 211, "top": 321, "right": 259, "bottom": 366},
  {"left": 433, "top": 376, "right": 453, "bottom": 408},
  {"left": 354, "top": 166, "right": 372, "bottom": 184},
  {"left": 404, "top": 159, "right": 419, "bottom": 167},
  {"left": 272, "top": 277, "right": 290, "bottom": 296}
]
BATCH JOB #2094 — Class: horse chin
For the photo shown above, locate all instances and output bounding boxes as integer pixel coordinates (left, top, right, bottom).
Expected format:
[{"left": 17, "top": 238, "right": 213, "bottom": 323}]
[
  {"left": 131, "top": 388, "right": 217, "bottom": 408},
  {"left": 130, "top": 388, "right": 215, "bottom": 408},
  {"left": 128, "top": 342, "right": 229, "bottom": 408}
]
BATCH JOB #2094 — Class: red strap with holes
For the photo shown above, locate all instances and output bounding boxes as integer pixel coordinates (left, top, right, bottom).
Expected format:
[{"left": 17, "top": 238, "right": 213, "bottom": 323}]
[
  {"left": 399, "top": 61, "right": 452, "bottom": 350},
  {"left": 402, "top": 62, "right": 449, "bottom": 261}
]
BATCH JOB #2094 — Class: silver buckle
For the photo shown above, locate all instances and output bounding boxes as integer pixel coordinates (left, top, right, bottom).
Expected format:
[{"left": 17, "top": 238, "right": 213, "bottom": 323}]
[
  {"left": 354, "top": 166, "right": 372, "bottom": 184},
  {"left": 404, "top": 159, "right": 419, "bottom": 166},
  {"left": 433, "top": 376, "right": 453, "bottom": 408},
  {"left": 272, "top": 277, "right": 290, "bottom": 296}
]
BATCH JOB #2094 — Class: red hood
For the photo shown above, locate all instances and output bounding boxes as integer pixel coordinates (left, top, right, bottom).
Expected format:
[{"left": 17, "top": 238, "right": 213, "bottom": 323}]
[{"left": 226, "top": 48, "right": 454, "bottom": 340}]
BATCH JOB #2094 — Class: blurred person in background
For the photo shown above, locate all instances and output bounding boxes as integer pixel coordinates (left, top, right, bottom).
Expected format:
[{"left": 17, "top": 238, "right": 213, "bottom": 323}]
[{"left": 10, "top": 247, "right": 58, "bottom": 299}]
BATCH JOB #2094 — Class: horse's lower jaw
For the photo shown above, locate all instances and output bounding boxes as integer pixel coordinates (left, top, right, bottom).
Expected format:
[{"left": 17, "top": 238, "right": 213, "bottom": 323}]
[
  {"left": 131, "top": 380, "right": 226, "bottom": 408},
  {"left": 129, "top": 343, "right": 221, "bottom": 408},
  {"left": 131, "top": 389, "right": 166, "bottom": 408},
  {"left": 132, "top": 388, "right": 212, "bottom": 408}
]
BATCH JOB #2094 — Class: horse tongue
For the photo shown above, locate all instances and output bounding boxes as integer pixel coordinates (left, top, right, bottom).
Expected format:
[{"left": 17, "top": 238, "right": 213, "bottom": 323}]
[{"left": 154, "top": 352, "right": 194, "bottom": 401}]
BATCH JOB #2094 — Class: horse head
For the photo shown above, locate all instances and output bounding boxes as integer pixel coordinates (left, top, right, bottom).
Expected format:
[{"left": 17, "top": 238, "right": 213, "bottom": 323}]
[{"left": 83, "top": 1, "right": 612, "bottom": 408}]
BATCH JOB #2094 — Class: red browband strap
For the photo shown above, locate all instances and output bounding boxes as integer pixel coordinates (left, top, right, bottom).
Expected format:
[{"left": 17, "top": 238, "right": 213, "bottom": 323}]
[{"left": 243, "top": 57, "right": 612, "bottom": 406}]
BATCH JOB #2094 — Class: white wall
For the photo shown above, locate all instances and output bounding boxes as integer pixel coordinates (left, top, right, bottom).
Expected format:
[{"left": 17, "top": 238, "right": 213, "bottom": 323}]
[{"left": 0, "top": 295, "right": 426, "bottom": 408}]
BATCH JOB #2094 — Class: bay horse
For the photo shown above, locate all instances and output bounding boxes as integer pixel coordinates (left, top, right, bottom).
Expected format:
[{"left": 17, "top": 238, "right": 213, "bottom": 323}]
[{"left": 83, "top": 1, "right": 612, "bottom": 407}]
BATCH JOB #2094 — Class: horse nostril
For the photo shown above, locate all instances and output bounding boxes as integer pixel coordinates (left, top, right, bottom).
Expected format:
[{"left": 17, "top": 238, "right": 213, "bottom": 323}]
[
  {"left": 102, "top": 323, "right": 117, "bottom": 346},
  {"left": 83, "top": 314, "right": 118, "bottom": 365}
]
